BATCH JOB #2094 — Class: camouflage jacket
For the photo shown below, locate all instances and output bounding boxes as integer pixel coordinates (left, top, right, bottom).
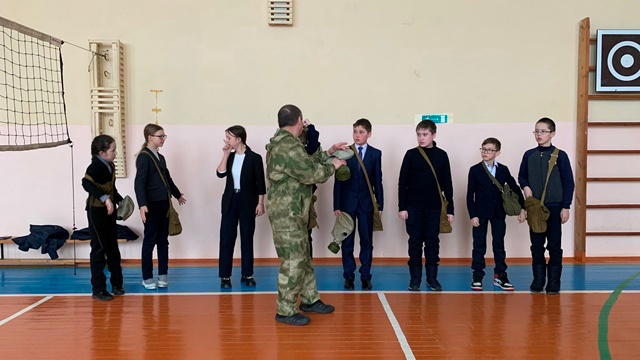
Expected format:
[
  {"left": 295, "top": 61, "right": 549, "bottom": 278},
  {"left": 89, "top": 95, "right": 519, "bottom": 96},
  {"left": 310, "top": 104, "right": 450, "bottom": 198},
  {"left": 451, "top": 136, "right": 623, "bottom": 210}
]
[{"left": 266, "top": 128, "right": 335, "bottom": 232}]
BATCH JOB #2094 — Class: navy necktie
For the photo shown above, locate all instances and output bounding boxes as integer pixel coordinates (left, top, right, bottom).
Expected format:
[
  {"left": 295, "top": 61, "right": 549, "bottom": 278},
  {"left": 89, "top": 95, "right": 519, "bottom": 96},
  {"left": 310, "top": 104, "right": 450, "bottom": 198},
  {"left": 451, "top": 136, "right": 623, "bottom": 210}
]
[{"left": 358, "top": 146, "right": 363, "bottom": 171}]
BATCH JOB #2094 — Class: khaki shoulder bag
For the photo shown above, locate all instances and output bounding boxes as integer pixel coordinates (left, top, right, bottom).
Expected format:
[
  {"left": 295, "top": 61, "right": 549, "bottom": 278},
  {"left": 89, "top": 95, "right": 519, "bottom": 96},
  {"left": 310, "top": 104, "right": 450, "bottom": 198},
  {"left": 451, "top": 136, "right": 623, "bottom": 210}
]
[
  {"left": 352, "top": 145, "right": 383, "bottom": 231},
  {"left": 480, "top": 162, "right": 522, "bottom": 216},
  {"left": 142, "top": 150, "right": 183, "bottom": 236},
  {"left": 416, "top": 147, "right": 452, "bottom": 233},
  {"left": 525, "top": 148, "right": 559, "bottom": 233}
]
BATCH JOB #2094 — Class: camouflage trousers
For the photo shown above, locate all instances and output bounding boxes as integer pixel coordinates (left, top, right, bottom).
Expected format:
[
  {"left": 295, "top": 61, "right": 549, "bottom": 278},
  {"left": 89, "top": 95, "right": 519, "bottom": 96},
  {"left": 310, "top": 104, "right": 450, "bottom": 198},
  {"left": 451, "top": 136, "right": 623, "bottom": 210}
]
[{"left": 273, "top": 230, "right": 320, "bottom": 316}]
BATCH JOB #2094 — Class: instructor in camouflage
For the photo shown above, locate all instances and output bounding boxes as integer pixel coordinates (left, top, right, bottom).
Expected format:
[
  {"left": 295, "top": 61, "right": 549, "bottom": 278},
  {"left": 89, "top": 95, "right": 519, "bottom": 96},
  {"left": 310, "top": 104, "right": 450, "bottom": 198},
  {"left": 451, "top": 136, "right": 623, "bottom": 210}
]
[{"left": 266, "top": 104, "right": 347, "bottom": 326}]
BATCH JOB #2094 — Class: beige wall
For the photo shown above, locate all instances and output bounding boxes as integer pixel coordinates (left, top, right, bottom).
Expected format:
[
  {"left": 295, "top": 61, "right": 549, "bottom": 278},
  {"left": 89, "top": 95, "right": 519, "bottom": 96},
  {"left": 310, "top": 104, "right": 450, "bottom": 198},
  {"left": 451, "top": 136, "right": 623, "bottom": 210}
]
[{"left": 1, "top": 0, "right": 639, "bottom": 259}]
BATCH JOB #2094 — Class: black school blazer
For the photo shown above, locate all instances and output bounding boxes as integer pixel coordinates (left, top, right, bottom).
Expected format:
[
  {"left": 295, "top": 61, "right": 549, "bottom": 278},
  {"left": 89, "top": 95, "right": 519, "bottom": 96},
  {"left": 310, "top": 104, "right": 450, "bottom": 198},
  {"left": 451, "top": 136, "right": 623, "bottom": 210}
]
[
  {"left": 466, "top": 162, "right": 524, "bottom": 219},
  {"left": 216, "top": 147, "right": 266, "bottom": 216},
  {"left": 134, "top": 149, "right": 181, "bottom": 208}
]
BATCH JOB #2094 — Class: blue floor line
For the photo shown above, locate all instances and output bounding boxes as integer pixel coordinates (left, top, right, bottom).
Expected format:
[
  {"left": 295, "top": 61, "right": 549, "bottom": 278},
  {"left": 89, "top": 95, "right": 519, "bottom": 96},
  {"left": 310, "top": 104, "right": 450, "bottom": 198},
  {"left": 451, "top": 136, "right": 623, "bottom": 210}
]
[{"left": 0, "top": 264, "right": 639, "bottom": 295}]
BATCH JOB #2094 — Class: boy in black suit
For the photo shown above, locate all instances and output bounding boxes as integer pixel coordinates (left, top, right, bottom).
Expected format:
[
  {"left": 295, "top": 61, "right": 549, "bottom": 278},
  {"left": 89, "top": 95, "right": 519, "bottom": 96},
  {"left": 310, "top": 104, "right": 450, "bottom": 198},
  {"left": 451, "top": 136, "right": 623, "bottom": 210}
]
[
  {"left": 466, "top": 137, "right": 525, "bottom": 291},
  {"left": 333, "top": 118, "right": 383, "bottom": 290},
  {"left": 398, "top": 120, "right": 453, "bottom": 291}
]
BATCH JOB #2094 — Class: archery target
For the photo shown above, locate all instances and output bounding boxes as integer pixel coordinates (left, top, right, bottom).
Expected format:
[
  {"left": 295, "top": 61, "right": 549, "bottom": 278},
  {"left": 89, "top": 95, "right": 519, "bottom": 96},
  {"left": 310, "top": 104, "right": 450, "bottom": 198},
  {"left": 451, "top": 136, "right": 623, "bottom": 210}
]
[{"left": 596, "top": 29, "right": 640, "bottom": 92}]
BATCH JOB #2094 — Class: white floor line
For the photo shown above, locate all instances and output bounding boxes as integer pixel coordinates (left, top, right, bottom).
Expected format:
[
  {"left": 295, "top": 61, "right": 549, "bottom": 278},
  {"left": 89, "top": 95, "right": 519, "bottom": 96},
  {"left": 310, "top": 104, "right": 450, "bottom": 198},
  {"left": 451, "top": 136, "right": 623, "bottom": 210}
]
[
  {"left": 0, "top": 295, "right": 53, "bottom": 327},
  {"left": 377, "top": 292, "right": 415, "bottom": 360}
]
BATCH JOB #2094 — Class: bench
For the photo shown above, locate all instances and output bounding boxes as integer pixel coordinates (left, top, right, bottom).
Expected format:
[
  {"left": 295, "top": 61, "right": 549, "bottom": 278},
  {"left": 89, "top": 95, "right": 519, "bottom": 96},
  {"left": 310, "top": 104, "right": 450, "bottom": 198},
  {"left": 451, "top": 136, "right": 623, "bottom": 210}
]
[{"left": 0, "top": 238, "right": 128, "bottom": 266}]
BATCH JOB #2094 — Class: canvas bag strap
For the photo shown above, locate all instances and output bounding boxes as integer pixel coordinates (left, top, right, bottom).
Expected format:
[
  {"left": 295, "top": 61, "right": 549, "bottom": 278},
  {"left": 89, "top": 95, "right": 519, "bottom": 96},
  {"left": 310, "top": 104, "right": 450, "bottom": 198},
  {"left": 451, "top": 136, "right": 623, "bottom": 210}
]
[
  {"left": 142, "top": 150, "right": 171, "bottom": 199},
  {"left": 416, "top": 146, "right": 446, "bottom": 206},
  {"left": 351, "top": 144, "right": 379, "bottom": 208},
  {"left": 540, "top": 147, "right": 560, "bottom": 203},
  {"left": 480, "top": 161, "right": 504, "bottom": 192}
]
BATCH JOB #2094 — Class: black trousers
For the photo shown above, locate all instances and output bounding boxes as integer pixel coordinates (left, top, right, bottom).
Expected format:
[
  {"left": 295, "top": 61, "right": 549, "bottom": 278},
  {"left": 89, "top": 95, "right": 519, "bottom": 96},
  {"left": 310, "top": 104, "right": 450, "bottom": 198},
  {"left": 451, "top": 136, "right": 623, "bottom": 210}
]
[
  {"left": 530, "top": 206, "right": 563, "bottom": 266},
  {"left": 219, "top": 193, "right": 255, "bottom": 278},
  {"left": 142, "top": 200, "right": 169, "bottom": 280},
  {"left": 341, "top": 205, "right": 374, "bottom": 281},
  {"left": 471, "top": 216, "right": 507, "bottom": 277},
  {"left": 406, "top": 207, "right": 441, "bottom": 280},
  {"left": 88, "top": 207, "right": 123, "bottom": 293}
]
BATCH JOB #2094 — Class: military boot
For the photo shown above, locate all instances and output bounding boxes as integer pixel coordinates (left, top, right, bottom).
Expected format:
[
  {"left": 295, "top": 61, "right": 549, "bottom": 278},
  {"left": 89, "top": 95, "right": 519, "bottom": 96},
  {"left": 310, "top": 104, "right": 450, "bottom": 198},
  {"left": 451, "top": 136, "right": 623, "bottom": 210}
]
[
  {"left": 546, "top": 265, "right": 562, "bottom": 295},
  {"left": 530, "top": 264, "right": 546, "bottom": 293}
]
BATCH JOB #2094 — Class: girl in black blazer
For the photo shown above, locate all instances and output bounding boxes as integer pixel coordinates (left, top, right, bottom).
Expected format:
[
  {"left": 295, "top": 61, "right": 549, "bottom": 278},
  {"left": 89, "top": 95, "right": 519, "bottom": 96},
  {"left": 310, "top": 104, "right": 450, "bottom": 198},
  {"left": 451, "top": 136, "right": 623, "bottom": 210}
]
[
  {"left": 134, "top": 124, "right": 186, "bottom": 290},
  {"left": 82, "top": 135, "right": 124, "bottom": 301},
  {"left": 216, "top": 125, "right": 266, "bottom": 288}
]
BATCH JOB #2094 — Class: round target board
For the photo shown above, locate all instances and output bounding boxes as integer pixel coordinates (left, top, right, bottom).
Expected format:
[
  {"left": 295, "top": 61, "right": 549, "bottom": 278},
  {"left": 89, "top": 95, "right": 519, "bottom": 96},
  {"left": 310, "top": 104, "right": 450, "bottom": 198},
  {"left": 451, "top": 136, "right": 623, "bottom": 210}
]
[{"left": 596, "top": 29, "right": 640, "bottom": 92}]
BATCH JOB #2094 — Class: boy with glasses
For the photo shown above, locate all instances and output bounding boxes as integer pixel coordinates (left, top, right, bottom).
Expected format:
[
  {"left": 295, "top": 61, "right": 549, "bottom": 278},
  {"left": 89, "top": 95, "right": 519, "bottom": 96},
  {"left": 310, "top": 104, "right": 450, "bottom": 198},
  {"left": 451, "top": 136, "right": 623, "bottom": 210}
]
[
  {"left": 518, "top": 118, "right": 575, "bottom": 294},
  {"left": 466, "top": 138, "right": 525, "bottom": 291}
]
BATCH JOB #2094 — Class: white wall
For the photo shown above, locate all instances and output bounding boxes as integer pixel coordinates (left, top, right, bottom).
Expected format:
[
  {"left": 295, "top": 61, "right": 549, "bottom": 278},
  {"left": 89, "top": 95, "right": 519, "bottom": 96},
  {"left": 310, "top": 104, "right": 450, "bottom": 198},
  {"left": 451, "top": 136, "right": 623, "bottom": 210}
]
[{"left": 1, "top": 0, "right": 639, "bottom": 259}]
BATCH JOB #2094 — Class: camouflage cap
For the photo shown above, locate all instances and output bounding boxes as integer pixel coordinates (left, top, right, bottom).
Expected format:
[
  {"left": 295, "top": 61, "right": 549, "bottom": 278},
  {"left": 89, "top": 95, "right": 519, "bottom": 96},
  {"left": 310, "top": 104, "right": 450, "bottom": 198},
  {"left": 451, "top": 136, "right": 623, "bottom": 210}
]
[{"left": 331, "top": 212, "right": 354, "bottom": 244}]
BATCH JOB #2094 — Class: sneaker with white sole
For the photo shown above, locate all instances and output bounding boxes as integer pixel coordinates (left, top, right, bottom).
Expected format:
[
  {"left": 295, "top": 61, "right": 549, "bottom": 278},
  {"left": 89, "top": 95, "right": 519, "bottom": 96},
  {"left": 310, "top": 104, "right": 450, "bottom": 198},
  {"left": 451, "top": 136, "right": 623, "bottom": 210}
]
[
  {"left": 158, "top": 275, "right": 168, "bottom": 288},
  {"left": 471, "top": 276, "right": 483, "bottom": 291},
  {"left": 494, "top": 273, "right": 514, "bottom": 291},
  {"left": 142, "top": 279, "right": 158, "bottom": 290}
]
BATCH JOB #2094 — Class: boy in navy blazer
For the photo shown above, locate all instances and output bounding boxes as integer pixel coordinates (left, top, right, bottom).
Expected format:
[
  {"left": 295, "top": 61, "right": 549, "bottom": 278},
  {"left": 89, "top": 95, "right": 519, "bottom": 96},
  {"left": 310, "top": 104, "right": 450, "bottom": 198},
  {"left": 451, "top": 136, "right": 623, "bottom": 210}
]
[
  {"left": 466, "top": 137, "right": 525, "bottom": 291},
  {"left": 333, "top": 118, "right": 383, "bottom": 290}
]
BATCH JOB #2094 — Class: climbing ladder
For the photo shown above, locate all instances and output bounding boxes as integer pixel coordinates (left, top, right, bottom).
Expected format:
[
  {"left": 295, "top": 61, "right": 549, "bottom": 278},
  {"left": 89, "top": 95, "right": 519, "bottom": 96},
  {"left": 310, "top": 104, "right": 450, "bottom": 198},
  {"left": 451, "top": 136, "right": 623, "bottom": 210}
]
[{"left": 574, "top": 17, "right": 640, "bottom": 262}]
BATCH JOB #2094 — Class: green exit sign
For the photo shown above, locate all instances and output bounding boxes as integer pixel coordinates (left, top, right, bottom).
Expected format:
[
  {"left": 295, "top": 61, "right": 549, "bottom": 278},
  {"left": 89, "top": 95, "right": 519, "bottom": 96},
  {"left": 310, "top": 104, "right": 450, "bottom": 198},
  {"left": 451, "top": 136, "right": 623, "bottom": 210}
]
[{"left": 415, "top": 114, "right": 451, "bottom": 124}]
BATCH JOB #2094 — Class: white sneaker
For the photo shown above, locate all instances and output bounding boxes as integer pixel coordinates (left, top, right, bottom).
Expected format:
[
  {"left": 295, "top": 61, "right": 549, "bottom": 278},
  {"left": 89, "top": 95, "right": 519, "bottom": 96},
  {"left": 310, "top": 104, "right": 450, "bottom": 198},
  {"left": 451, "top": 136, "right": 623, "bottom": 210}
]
[
  {"left": 142, "top": 279, "right": 157, "bottom": 290},
  {"left": 158, "top": 275, "right": 168, "bottom": 288}
]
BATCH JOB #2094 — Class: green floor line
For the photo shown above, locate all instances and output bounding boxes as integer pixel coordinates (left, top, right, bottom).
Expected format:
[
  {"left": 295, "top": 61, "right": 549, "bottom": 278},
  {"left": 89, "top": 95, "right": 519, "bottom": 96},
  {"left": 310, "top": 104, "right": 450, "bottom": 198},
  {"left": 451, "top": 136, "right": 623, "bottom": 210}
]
[{"left": 598, "top": 271, "right": 640, "bottom": 360}]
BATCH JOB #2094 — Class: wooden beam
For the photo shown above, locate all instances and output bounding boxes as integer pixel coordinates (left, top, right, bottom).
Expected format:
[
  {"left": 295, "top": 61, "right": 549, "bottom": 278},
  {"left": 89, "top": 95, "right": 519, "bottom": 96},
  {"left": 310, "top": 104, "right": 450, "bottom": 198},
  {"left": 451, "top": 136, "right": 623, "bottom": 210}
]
[
  {"left": 587, "top": 177, "right": 640, "bottom": 182},
  {"left": 587, "top": 122, "right": 640, "bottom": 127},
  {"left": 586, "top": 232, "right": 640, "bottom": 236},
  {"left": 589, "top": 94, "right": 640, "bottom": 100},
  {"left": 587, "top": 150, "right": 640, "bottom": 154},
  {"left": 0, "top": 259, "right": 76, "bottom": 266},
  {"left": 586, "top": 204, "right": 640, "bottom": 209},
  {"left": 574, "top": 17, "right": 590, "bottom": 264}
]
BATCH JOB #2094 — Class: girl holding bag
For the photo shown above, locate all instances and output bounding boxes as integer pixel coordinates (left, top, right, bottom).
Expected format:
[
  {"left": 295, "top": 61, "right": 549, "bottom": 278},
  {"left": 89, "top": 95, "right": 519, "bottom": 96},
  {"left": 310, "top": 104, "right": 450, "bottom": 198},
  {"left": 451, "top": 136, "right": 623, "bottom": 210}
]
[{"left": 135, "top": 123, "right": 187, "bottom": 290}]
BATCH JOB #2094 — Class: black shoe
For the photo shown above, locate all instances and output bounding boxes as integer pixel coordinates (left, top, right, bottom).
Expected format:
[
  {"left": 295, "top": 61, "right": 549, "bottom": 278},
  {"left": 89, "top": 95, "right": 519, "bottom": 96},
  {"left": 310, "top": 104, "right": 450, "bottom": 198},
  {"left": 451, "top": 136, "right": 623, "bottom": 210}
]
[
  {"left": 300, "top": 300, "right": 335, "bottom": 314},
  {"left": 494, "top": 273, "right": 514, "bottom": 291},
  {"left": 241, "top": 276, "right": 256, "bottom": 286},
  {"left": 92, "top": 290, "right": 114, "bottom": 301},
  {"left": 471, "top": 276, "right": 483, "bottom": 291},
  {"left": 408, "top": 278, "right": 421, "bottom": 291},
  {"left": 112, "top": 286, "right": 125, "bottom": 296},
  {"left": 275, "top": 313, "right": 310, "bottom": 326},
  {"left": 362, "top": 279, "right": 373, "bottom": 290},
  {"left": 221, "top": 278, "right": 232, "bottom": 289},
  {"left": 427, "top": 279, "right": 442, "bottom": 292},
  {"left": 344, "top": 279, "right": 355, "bottom": 290}
]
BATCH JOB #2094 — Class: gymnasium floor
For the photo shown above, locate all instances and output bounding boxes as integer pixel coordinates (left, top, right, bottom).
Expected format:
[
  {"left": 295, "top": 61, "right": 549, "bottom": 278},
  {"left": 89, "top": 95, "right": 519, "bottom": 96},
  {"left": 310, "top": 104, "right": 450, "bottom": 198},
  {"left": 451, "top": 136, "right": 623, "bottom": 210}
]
[{"left": 0, "top": 264, "right": 638, "bottom": 359}]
